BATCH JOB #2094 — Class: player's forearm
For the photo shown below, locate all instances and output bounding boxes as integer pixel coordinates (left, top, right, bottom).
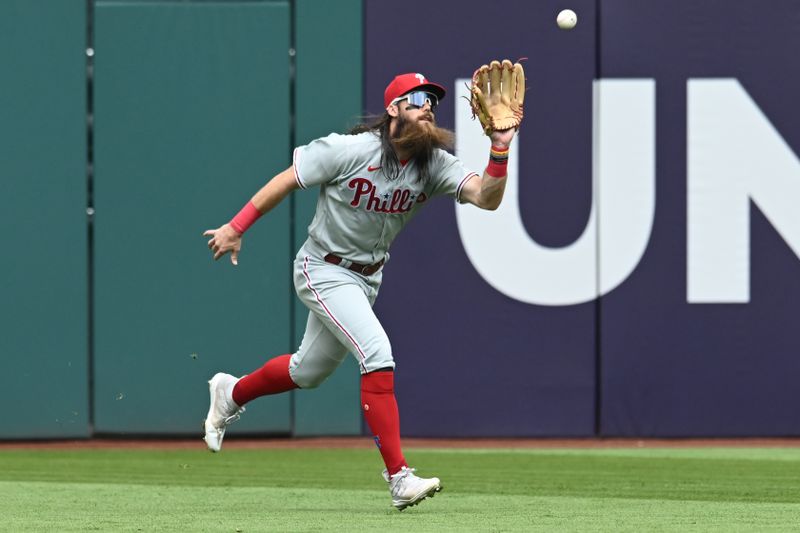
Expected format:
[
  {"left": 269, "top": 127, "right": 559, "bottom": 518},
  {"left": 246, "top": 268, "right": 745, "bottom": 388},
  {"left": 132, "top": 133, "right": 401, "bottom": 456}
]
[
  {"left": 476, "top": 171, "right": 507, "bottom": 210},
  {"left": 250, "top": 166, "right": 298, "bottom": 214},
  {"left": 230, "top": 166, "right": 299, "bottom": 234},
  {"left": 475, "top": 143, "right": 509, "bottom": 210}
]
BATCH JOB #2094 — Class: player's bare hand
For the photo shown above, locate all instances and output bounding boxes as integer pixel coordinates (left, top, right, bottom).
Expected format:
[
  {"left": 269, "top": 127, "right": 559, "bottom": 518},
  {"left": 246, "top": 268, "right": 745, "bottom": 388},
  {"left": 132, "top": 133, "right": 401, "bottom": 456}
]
[
  {"left": 203, "top": 223, "right": 242, "bottom": 265},
  {"left": 489, "top": 127, "right": 516, "bottom": 148}
]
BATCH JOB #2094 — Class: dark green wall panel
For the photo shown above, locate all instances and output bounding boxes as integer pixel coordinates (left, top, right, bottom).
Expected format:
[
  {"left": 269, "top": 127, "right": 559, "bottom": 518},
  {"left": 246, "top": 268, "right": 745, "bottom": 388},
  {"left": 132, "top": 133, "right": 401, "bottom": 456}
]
[
  {"left": 0, "top": 1, "right": 89, "bottom": 438},
  {"left": 292, "top": 0, "right": 363, "bottom": 436},
  {"left": 93, "top": 1, "right": 292, "bottom": 434}
]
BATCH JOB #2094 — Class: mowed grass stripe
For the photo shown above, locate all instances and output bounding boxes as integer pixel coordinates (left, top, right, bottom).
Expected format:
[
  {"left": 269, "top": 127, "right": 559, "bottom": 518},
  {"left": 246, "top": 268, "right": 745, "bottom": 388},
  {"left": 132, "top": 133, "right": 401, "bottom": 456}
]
[
  {"left": 2, "top": 481, "right": 799, "bottom": 532},
  {"left": 414, "top": 447, "right": 800, "bottom": 461},
  {"left": 1, "top": 448, "right": 799, "bottom": 504}
]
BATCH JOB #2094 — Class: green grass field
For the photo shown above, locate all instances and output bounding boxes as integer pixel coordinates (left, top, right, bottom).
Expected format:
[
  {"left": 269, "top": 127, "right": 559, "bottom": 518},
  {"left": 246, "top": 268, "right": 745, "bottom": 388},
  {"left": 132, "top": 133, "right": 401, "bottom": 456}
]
[{"left": 2, "top": 445, "right": 800, "bottom": 532}]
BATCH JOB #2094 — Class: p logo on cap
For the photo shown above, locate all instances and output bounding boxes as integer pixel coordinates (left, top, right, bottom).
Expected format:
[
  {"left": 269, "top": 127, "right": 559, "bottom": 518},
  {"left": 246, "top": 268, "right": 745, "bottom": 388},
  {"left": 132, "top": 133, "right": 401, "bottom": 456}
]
[{"left": 384, "top": 73, "right": 446, "bottom": 108}]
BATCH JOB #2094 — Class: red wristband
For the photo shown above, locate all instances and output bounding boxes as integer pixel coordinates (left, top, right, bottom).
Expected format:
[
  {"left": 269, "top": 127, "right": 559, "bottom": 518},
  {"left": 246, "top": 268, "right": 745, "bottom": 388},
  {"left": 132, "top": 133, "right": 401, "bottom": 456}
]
[
  {"left": 486, "top": 144, "right": 509, "bottom": 178},
  {"left": 229, "top": 201, "right": 262, "bottom": 234},
  {"left": 486, "top": 160, "right": 508, "bottom": 177}
]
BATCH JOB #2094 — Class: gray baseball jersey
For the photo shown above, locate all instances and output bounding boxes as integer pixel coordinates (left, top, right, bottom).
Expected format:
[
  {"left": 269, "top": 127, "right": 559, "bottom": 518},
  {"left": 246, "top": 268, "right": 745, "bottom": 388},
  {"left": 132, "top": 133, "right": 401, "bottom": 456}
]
[{"left": 293, "top": 131, "right": 477, "bottom": 264}]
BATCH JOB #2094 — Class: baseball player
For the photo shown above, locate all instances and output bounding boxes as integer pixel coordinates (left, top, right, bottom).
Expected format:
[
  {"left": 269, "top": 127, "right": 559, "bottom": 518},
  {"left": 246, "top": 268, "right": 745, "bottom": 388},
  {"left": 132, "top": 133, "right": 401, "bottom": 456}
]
[{"left": 203, "top": 62, "right": 524, "bottom": 511}]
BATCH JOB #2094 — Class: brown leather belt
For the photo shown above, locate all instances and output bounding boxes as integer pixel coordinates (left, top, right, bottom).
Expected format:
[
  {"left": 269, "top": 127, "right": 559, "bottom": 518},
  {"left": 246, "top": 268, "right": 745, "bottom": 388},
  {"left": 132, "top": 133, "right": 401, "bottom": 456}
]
[{"left": 324, "top": 253, "right": 385, "bottom": 276}]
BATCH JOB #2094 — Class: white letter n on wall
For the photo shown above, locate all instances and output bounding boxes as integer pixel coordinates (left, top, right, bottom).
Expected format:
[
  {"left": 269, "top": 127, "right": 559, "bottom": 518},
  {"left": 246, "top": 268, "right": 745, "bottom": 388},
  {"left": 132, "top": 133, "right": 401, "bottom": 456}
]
[{"left": 688, "top": 79, "right": 800, "bottom": 303}]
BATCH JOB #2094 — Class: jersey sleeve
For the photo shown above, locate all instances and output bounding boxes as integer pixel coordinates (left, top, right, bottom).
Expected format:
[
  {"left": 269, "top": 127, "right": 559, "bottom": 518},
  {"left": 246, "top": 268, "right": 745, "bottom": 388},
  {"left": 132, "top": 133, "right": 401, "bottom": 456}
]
[
  {"left": 428, "top": 149, "right": 480, "bottom": 203},
  {"left": 293, "top": 133, "right": 353, "bottom": 189}
]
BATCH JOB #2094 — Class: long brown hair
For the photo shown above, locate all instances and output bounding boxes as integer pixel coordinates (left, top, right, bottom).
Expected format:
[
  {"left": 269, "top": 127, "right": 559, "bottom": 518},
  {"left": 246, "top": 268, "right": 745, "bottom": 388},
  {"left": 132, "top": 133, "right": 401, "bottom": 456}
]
[{"left": 349, "top": 114, "right": 404, "bottom": 180}]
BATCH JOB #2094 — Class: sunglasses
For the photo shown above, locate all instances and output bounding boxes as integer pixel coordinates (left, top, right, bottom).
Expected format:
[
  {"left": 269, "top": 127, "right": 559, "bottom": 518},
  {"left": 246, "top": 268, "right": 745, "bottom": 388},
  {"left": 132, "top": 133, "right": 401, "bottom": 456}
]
[{"left": 390, "top": 91, "right": 438, "bottom": 110}]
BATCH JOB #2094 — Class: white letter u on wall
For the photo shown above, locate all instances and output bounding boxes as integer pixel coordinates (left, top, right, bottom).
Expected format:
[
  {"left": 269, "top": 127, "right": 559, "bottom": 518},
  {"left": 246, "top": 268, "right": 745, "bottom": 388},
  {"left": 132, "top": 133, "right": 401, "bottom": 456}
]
[{"left": 454, "top": 79, "right": 656, "bottom": 306}]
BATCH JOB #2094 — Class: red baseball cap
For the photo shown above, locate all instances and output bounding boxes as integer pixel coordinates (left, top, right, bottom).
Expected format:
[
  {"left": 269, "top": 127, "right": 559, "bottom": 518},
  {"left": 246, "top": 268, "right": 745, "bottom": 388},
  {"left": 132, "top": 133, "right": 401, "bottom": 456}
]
[{"left": 383, "top": 73, "right": 446, "bottom": 108}]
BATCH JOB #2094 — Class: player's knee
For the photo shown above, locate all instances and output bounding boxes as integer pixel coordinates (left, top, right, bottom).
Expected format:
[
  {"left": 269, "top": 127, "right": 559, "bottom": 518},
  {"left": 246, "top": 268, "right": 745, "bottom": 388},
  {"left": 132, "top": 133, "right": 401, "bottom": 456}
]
[
  {"left": 362, "top": 341, "right": 394, "bottom": 373},
  {"left": 294, "top": 374, "right": 326, "bottom": 389},
  {"left": 289, "top": 355, "right": 335, "bottom": 389},
  {"left": 289, "top": 367, "right": 327, "bottom": 389}
]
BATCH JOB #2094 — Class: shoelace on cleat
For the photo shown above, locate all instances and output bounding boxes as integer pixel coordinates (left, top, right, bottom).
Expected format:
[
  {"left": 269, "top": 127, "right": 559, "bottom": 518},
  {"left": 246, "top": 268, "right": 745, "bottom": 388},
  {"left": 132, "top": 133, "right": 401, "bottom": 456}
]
[
  {"left": 391, "top": 467, "right": 416, "bottom": 480},
  {"left": 391, "top": 467, "right": 422, "bottom": 493},
  {"left": 221, "top": 406, "right": 245, "bottom": 426}
]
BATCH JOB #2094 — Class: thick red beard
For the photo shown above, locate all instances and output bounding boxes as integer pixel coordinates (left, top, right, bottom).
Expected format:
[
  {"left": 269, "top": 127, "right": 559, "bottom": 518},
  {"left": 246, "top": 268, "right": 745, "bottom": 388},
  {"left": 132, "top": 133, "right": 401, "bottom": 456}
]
[{"left": 391, "top": 115, "right": 454, "bottom": 159}]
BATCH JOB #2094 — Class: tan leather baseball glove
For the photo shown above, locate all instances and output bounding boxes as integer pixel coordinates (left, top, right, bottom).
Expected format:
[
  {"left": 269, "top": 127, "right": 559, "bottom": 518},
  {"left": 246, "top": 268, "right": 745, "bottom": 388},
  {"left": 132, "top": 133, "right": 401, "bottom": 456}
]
[{"left": 469, "top": 59, "right": 525, "bottom": 135}]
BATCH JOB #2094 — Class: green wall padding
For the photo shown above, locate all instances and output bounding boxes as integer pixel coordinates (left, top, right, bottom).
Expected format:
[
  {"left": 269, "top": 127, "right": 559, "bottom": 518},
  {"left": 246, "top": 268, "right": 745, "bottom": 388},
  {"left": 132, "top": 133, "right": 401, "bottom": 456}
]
[
  {"left": 292, "top": 0, "right": 364, "bottom": 436},
  {"left": 93, "top": 1, "right": 292, "bottom": 434},
  {"left": 0, "top": 1, "right": 89, "bottom": 438}
]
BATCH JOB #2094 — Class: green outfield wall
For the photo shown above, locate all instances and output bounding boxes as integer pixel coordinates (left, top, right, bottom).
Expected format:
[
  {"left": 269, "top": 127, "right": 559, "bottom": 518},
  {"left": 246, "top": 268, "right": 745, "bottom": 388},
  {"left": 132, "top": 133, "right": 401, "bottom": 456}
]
[
  {"left": 0, "top": 1, "right": 89, "bottom": 438},
  {"left": 0, "top": 0, "right": 363, "bottom": 439}
]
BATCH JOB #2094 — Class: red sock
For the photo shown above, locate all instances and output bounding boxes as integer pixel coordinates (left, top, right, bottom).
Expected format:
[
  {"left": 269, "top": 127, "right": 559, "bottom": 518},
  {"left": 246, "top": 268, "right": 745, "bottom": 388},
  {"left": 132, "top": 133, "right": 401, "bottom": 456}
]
[
  {"left": 361, "top": 371, "right": 407, "bottom": 476},
  {"left": 231, "top": 354, "right": 298, "bottom": 406}
]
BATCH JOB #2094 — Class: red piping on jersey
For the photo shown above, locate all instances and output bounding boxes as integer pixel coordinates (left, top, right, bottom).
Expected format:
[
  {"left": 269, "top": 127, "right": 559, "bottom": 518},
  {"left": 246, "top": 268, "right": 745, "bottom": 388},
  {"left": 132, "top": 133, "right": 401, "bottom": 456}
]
[
  {"left": 302, "top": 256, "right": 368, "bottom": 373},
  {"left": 293, "top": 147, "right": 306, "bottom": 189},
  {"left": 457, "top": 172, "right": 480, "bottom": 202}
]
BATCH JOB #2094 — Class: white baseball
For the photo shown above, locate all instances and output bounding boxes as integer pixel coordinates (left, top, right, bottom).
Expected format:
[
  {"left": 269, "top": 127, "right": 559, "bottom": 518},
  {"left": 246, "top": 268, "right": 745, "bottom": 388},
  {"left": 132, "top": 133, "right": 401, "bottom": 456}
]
[{"left": 557, "top": 9, "right": 577, "bottom": 30}]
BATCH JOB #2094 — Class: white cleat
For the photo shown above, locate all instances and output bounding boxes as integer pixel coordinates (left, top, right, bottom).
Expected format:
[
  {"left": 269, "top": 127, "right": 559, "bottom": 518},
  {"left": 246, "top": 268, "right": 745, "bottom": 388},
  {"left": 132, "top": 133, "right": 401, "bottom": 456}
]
[
  {"left": 203, "top": 373, "right": 245, "bottom": 452},
  {"left": 382, "top": 466, "right": 442, "bottom": 511}
]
